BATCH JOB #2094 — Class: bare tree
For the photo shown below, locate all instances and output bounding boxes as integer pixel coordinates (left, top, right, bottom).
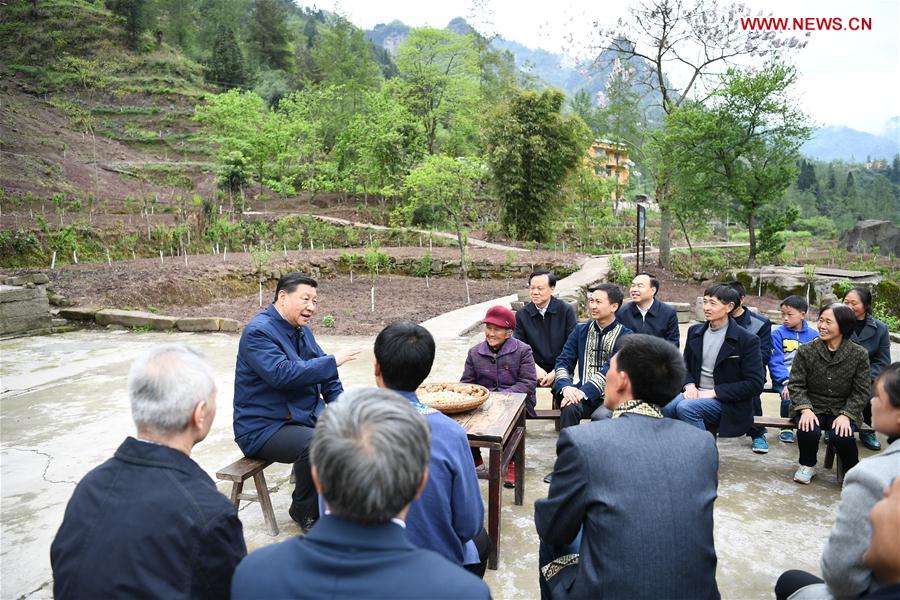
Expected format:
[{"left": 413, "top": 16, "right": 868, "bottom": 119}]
[{"left": 570, "top": 0, "right": 807, "bottom": 267}]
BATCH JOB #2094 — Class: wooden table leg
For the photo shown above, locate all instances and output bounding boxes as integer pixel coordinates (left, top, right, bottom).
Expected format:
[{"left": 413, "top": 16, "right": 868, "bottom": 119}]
[
  {"left": 514, "top": 424, "right": 525, "bottom": 506},
  {"left": 487, "top": 446, "right": 502, "bottom": 570}
]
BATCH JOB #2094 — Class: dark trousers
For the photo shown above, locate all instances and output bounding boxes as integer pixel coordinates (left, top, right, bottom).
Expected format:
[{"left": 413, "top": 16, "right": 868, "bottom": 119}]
[
  {"left": 462, "top": 528, "right": 493, "bottom": 579},
  {"left": 748, "top": 395, "right": 766, "bottom": 438},
  {"left": 775, "top": 570, "right": 824, "bottom": 600},
  {"left": 255, "top": 424, "right": 317, "bottom": 520},
  {"left": 560, "top": 396, "right": 602, "bottom": 430},
  {"left": 796, "top": 413, "right": 859, "bottom": 470}
]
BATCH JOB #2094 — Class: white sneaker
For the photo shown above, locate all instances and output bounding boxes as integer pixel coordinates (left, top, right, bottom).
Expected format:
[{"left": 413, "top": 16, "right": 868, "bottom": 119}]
[{"left": 794, "top": 465, "right": 816, "bottom": 484}]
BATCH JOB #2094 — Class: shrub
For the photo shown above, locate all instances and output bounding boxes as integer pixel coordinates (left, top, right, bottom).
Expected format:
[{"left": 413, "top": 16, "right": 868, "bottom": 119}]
[{"left": 607, "top": 254, "right": 633, "bottom": 286}]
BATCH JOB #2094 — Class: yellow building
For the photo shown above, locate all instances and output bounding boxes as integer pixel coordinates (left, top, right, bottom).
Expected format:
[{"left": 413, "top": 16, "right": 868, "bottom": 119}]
[{"left": 589, "top": 139, "right": 631, "bottom": 187}]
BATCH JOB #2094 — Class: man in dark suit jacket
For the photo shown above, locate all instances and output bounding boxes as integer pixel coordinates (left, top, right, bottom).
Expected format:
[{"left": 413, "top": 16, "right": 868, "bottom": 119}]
[
  {"left": 663, "top": 284, "right": 765, "bottom": 437},
  {"left": 51, "top": 344, "right": 246, "bottom": 599},
  {"left": 231, "top": 388, "right": 490, "bottom": 600},
  {"left": 616, "top": 272, "right": 680, "bottom": 346},
  {"left": 515, "top": 270, "right": 577, "bottom": 397},
  {"left": 536, "top": 335, "right": 719, "bottom": 599}
]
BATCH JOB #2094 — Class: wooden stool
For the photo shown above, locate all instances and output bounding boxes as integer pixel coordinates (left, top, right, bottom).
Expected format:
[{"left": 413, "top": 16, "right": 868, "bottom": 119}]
[
  {"left": 823, "top": 440, "right": 845, "bottom": 486},
  {"left": 217, "top": 457, "right": 279, "bottom": 535}
]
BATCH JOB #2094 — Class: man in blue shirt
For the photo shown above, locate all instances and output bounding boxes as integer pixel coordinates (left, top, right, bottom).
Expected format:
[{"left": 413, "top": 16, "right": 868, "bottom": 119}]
[
  {"left": 616, "top": 272, "right": 680, "bottom": 347},
  {"left": 231, "top": 389, "right": 490, "bottom": 600},
  {"left": 374, "top": 321, "right": 490, "bottom": 577},
  {"left": 233, "top": 273, "right": 360, "bottom": 530}
]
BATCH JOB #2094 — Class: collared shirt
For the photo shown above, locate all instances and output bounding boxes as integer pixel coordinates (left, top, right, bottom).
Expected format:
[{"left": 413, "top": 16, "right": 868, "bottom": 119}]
[{"left": 637, "top": 299, "right": 653, "bottom": 318}]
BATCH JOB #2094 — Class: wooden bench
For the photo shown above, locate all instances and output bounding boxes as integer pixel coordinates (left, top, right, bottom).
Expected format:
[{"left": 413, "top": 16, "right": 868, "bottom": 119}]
[
  {"left": 216, "top": 457, "right": 279, "bottom": 536},
  {"left": 752, "top": 416, "right": 873, "bottom": 485}
]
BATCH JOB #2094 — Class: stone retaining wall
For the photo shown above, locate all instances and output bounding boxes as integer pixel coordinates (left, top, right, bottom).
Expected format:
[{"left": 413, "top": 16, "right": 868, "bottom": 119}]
[
  {"left": 66, "top": 308, "right": 241, "bottom": 332},
  {"left": 250, "top": 257, "right": 578, "bottom": 283},
  {"left": 1, "top": 273, "right": 52, "bottom": 336}
]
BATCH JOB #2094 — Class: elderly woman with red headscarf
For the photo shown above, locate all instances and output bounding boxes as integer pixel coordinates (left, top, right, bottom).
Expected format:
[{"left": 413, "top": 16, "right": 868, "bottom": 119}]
[{"left": 461, "top": 305, "right": 537, "bottom": 487}]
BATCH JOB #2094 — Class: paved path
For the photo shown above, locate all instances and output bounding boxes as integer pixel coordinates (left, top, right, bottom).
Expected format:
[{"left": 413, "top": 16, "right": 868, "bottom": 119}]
[{"left": 309, "top": 215, "right": 530, "bottom": 252}]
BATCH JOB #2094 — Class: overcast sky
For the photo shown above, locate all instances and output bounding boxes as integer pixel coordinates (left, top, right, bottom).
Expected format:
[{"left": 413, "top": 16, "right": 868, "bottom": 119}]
[{"left": 314, "top": 0, "right": 899, "bottom": 137}]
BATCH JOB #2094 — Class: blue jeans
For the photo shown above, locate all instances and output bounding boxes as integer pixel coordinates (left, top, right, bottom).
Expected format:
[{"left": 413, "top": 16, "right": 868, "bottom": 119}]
[
  {"left": 773, "top": 382, "right": 790, "bottom": 418},
  {"left": 662, "top": 393, "right": 722, "bottom": 431}
]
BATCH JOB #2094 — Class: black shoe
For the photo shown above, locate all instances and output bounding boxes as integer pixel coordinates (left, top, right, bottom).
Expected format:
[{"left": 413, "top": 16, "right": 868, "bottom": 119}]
[
  {"left": 288, "top": 505, "right": 317, "bottom": 532},
  {"left": 543, "top": 472, "right": 553, "bottom": 484}
]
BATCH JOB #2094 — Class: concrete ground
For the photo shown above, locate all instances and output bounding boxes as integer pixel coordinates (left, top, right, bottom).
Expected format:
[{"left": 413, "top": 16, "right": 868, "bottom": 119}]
[{"left": 2, "top": 325, "right": 897, "bottom": 599}]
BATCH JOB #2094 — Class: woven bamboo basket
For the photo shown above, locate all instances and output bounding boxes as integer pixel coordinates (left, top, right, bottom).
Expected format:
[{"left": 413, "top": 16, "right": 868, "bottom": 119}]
[{"left": 416, "top": 383, "right": 490, "bottom": 414}]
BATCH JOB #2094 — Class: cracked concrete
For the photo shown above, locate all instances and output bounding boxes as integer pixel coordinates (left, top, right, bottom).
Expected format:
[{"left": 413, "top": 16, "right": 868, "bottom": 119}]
[{"left": 2, "top": 326, "right": 898, "bottom": 599}]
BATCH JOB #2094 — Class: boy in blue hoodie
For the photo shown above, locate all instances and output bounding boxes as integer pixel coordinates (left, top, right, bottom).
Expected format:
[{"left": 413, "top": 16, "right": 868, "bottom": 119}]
[{"left": 769, "top": 295, "right": 819, "bottom": 443}]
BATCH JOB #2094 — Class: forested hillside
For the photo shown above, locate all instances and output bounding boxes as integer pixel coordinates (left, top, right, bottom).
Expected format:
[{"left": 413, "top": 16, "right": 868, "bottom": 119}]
[{"left": 1, "top": 0, "right": 897, "bottom": 274}]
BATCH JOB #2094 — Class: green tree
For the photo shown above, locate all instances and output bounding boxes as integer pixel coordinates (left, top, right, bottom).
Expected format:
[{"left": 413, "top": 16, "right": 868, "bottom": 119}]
[
  {"left": 595, "top": 0, "right": 806, "bottom": 268},
  {"left": 596, "top": 58, "right": 644, "bottom": 210},
  {"left": 335, "top": 90, "right": 426, "bottom": 203},
  {"left": 312, "top": 16, "right": 381, "bottom": 111},
  {"left": 563, "top": 160, "right": 615, "bottom": 249},
  {"left": 844, "top": 171, "right": 856, "bottom": 198},
  {"left": 247, "top": 0, "right": 292, "bottom": 71},
  {"left": 485, "top": 89, "right": 590, "bottom": 242},
  {"left": 796, "top": 159, "right": 816, "bottom": 191},
  {"left": 569, "top": 89, "right": 601, "bottom": 135},
  {"left": 195, "top": 90, "right": 292, "bottom": 198},
  {"left": 826, "top": 164, "right": 838, "bottom": 191},
  {"left": 392, "top": 28, "right": 480, "bottom": 155},
  {"left": 662, "top": 63, "right": 812, "bottom": 266},
  {"left": 106, "top": 0, "right": 146, "bottom": 48},
  {"left": 399, "top": 155, "right": 486, "bottom": 300},
  {"left": 206, "top": 23, "right": 247, "bottom": 90}
]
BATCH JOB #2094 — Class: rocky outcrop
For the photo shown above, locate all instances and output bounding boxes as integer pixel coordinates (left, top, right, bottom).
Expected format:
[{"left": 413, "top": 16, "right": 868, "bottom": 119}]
[
  {"left": 840, "top": 220, "right": 900, "bottom": 257},
  {"left": 0, "top": 284, "right": 52, "bottom": 335}
]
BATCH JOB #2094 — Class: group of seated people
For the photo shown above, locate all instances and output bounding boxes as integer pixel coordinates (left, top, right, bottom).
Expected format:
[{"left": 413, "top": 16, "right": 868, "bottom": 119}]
[{"left": 49, "top": 271, "right": 897, "bottom": 599}]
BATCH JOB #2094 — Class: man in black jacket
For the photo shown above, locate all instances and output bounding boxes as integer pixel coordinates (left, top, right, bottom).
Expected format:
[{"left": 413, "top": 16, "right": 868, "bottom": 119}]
[
  {"left": 51, "top": 344, "right": 246, "bottom": 599},
  {"left": 725, "top": 280, "right": 774, "bottom": 454},
  {"left": 616, "top": 272, "right": 680, "bottom": 347},
  {"left": 514, "top": 270, "right": 577, "bottom": 403}
]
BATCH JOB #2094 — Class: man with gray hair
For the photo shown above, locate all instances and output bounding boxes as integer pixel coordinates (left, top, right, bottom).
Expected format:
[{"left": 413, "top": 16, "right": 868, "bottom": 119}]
[
  {"left": 231, "top": 388, "right": 491, "bottom": 599},
  {"left": 51, "top": 344, "right": 246, "bottom": 599}
]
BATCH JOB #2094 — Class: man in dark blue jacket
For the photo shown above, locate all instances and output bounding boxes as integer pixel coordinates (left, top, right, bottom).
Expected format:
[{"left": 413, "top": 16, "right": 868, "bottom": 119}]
[
  {"left": 374, "top": 320, "right": 490, "bottom": 576},
  {"left": 663, "top": 284, "right": 765, "bottom": 437},
  {"left": 51, "top": 344, "right": 246, "bottom": 599},
  {"left": 616, "top": 272, "right": 680, "bottom": 347},
  {"left": 231, "top": 389, "right": 490, "bottom": 600},
  {"left": 552, "top": 284, "right": 632, "bottom": 450},
  {"left": 233, "top": 273, "right": 360, "bottom": 529},
  {"left": 725, "top": 280, "right": 774, "bottom": 454}
]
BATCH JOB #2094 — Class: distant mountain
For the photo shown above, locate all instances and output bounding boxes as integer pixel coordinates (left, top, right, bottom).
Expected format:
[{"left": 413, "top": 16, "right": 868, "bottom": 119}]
[
  {"left": 367, "top": 20, "right": 411, "bottom": 56},
  {"left": 801, "top": 126, "right": 900, "bottom": 162},
  {"left": 365, "top": 18, "right": 665, "bottom": 124}
]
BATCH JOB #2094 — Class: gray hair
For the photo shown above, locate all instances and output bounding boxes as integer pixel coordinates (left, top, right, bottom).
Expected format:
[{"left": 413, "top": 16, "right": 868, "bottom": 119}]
[
  {"left": 128, "top": 344, "right": 216, "bottom": 434},
  {"left": 310, "top": 388, "right": 431, "bottom": 524}
]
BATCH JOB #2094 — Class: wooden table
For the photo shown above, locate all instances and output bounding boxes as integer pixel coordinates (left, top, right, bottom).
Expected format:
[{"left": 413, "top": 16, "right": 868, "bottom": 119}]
[{"left": 451, "top": 391, "right": 526, "bottom": 570}]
